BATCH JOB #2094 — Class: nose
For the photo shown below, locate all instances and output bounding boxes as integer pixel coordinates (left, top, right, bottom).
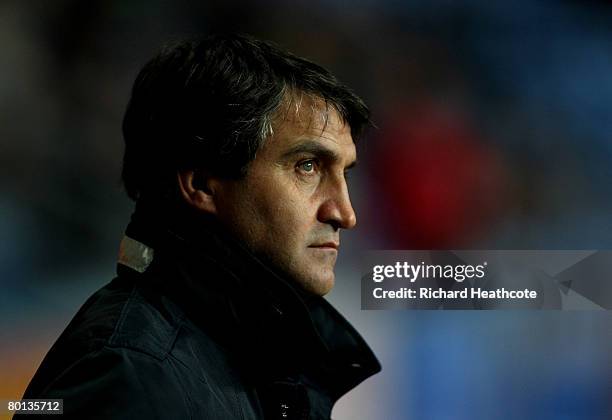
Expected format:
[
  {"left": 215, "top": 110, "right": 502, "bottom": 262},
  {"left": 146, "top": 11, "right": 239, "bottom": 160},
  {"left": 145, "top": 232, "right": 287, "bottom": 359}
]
[{"left": 317, "top": 176, "right": 357, "bottom": 230}]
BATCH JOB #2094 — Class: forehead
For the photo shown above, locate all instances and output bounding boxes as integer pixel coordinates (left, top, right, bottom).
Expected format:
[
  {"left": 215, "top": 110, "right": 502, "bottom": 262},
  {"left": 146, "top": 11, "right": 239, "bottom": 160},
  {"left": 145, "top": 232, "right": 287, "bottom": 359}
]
[{"left": 263, "top": 94, "right": 356, "bottom": 160}]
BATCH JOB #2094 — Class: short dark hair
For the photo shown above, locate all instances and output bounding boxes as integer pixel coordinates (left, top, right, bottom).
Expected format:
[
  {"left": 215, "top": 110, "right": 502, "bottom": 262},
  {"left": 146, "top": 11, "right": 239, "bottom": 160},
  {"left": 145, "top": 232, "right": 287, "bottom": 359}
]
[{"left": 121, "top": 33, "right": 370, "bottom": 201}]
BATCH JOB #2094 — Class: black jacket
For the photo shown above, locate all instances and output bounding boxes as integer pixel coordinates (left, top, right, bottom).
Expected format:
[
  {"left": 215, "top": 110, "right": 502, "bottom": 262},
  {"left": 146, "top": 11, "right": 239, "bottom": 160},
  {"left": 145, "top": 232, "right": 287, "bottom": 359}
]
[{"left": 18, "top": 203, "right": 380, "bottom": 419}]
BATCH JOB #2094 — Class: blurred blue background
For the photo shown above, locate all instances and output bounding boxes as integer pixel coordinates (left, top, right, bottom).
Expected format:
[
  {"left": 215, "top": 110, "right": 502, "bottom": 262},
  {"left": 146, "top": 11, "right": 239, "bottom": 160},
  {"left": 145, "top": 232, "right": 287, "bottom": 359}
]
[{"left": 1, "top": 1, "right": 611, "bottom": 419}]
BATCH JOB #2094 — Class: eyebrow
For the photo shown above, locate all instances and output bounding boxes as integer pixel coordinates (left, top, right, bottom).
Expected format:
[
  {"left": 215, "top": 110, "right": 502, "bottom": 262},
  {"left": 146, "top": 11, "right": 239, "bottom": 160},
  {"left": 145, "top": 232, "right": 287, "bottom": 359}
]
[{"left": 280, "top": 139, "right": 357, "bottom": 169}]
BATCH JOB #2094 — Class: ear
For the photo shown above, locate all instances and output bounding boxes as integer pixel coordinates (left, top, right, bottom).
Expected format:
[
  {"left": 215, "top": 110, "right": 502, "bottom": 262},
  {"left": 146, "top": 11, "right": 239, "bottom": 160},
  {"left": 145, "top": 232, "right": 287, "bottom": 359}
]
[{"left": 176, "top": 170, "right": 218, "bottom": 214}]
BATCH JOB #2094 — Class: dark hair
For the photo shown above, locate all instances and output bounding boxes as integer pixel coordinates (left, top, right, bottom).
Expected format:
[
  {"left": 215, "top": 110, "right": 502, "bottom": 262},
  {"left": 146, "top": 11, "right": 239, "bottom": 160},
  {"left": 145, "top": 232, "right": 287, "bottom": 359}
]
[{"left": 121, "top": 33, "right": 370, "bottom": 201}]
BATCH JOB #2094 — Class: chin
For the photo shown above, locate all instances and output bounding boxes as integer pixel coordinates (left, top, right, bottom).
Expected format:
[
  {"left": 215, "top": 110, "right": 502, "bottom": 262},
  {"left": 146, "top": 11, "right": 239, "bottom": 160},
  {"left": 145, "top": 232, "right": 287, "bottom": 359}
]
[
  {"left": 316, "top": 280, "right": 335, "bottom": 296},
  {"left": 302, "top": 271, "right": 335, "bottom": 296}
]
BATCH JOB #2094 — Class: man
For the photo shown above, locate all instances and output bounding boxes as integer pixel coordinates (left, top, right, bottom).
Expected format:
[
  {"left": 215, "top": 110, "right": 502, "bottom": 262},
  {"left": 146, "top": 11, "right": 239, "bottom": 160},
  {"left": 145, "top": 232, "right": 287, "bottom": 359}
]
[{"left": 19, "top": 34, "right": 380, "bottom": 419}]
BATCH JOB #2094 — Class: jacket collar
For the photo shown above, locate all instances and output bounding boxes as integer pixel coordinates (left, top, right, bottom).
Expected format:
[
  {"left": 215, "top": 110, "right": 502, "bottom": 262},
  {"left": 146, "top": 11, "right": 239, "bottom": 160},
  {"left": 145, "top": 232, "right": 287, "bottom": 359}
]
[{"left": 118, "top": 198, "right": 380, "bottom": 401}]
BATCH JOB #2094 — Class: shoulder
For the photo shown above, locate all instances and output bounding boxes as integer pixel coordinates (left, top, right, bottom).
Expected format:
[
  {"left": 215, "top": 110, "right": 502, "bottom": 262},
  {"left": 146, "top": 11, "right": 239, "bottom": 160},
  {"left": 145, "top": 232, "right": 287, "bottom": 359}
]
[
  {"left": 106, "top": 278, "right": 185, "bottom": 360},
  {"left": 24, "top": 276, "right": 186, "bottom": 395},
  {"left": 18, "top": 345, "right": 191, "bottom": 419},
  {"left": 23, "top": 275, "right": 253, "bottom": 419},
  {"left": 66, "top": 275, "right": 186, "bottom": 359}
]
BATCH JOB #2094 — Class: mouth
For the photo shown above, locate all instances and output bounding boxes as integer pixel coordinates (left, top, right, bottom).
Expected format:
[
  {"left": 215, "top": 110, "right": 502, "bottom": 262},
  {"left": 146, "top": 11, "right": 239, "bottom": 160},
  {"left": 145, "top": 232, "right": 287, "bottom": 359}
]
[{"left": 309, "top": 242, "right": 339, "bottom": 251}]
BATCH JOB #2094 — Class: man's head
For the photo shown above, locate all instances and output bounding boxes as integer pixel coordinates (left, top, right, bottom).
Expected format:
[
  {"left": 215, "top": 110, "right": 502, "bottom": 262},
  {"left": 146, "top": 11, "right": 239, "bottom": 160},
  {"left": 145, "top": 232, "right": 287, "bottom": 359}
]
[{"left": 122, "top": 34, "right": 369, "bottom": 295}]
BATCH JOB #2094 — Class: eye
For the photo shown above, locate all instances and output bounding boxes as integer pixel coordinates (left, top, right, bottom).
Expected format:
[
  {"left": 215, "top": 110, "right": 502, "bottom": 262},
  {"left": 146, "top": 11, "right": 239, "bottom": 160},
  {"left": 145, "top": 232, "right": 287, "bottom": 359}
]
[{"left": 297, "top": 159, "right": 317, "bottom": 174}]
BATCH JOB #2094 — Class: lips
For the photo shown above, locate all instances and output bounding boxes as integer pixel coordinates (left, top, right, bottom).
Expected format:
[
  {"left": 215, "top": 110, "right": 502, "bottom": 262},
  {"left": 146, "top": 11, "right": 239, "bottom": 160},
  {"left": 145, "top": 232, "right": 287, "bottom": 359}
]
[{"left": 309, "top": 242, "right": 339, "bottom": 250}]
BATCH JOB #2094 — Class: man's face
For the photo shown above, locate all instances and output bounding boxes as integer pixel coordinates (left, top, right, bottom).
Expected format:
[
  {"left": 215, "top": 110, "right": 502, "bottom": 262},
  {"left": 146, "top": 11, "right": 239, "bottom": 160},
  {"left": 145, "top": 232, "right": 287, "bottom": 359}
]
[{"left": 213, "top": 99, "right": 357, "bottom": 296}]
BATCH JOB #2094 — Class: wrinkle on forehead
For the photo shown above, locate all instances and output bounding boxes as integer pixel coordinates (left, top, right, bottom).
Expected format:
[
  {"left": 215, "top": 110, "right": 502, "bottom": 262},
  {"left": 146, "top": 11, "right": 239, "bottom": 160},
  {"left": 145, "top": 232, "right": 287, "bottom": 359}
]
[{"left": 273, "top": 90, "right": 346, "bottom": 139}]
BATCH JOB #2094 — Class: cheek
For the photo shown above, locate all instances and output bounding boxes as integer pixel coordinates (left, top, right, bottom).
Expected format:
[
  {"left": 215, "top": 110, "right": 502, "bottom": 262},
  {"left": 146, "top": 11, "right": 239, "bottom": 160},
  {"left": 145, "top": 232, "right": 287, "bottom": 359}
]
[
  {"left": 241, "top": 169, "right": 319, "bottom": 243},
  {"left": 217, "top": 183, "right": 267, "bottom": 241},
  {"left": 260, "top": 193, "right": 311, "bottom": 244}
]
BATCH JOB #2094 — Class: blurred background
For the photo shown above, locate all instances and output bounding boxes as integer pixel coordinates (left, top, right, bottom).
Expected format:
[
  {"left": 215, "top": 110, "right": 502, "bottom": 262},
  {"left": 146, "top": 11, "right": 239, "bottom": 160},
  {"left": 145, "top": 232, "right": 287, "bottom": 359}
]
[{"left": 1, "top": 0, "right": 611, "bottom": 419}]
